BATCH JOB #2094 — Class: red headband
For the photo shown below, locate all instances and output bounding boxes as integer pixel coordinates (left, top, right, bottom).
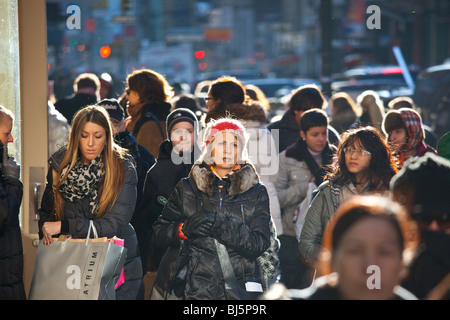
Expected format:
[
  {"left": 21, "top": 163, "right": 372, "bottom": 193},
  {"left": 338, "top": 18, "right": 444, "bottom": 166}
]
[{"left": 205, "top": 120, "right": 246, "bottom": 146}]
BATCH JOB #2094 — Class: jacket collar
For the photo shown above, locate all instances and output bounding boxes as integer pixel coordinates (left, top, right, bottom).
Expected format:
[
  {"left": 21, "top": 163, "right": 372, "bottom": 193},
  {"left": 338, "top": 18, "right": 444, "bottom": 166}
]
[{"left": 189, "top": 161, "right": 260, "bottom": 196}]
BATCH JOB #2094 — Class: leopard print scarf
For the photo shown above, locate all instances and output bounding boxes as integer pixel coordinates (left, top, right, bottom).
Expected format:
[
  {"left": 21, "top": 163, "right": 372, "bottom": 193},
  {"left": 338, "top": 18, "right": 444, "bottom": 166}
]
[{"left": 59, "top": 155, "right": 104, "bottom": 217}]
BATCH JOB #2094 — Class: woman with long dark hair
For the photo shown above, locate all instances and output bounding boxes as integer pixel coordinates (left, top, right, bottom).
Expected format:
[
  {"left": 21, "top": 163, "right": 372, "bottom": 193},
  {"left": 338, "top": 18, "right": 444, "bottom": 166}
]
[{"left": 299, "top": 126, "right": 399, "bottom": 267}]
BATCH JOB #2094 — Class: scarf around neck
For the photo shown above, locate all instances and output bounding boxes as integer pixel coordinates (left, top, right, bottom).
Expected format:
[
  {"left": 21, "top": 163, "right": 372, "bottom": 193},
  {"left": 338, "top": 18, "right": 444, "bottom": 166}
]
[
  {"left": 59, "top": 155, "right": 104, "bottom": 217},
  {"left": 285, "top": 138, "right": 335, "bottom": 185}
]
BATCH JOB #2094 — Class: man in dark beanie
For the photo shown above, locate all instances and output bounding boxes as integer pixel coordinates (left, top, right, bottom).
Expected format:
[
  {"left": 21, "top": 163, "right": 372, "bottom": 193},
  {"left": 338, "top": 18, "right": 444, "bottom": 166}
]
[
  {"left": 390, "top": 153, "right": 450, "bottom": 299},
  {"left": 135, "top": 108, "right": 201, "bottom": 278}
]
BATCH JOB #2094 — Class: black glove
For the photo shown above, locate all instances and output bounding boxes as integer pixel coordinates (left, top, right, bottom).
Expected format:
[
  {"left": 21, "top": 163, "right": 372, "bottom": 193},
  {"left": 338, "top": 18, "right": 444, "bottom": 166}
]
[
  {"left": 197, "top": 218, "right": 214, "bottom": 237},
  {"left": 1, "top": 145, "right": 20, "bottom": 180},
  {"left": 182, "top": 213, "right": 215, "bottom": 238}
]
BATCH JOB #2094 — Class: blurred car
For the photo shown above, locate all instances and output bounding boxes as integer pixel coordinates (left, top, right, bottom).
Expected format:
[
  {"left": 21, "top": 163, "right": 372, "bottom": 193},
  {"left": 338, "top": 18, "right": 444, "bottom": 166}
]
[
  {"left": 413, "top": 62, "right": 450, "bottom": 140},
  {"left": 195, "top": 69, "right": 265, "bottom": 82},
  {"left": 331, "top": 65, "right": 419, "bottom": 105},
  {"left": 243, "top": 78, "right": 321, "bottom": 118},
  {"left": 243, "top": 78, "right": 321, "bottom": 100}
]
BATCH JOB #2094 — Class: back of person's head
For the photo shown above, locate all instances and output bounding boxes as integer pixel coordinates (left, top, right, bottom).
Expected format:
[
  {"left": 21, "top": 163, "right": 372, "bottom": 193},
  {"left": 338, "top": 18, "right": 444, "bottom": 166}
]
[
  {"left": 300, "top": 108, "right": 329, "bottom": 133},
  {"left": 126, "top": 68, "right": 174, "bottom": 104},
  {"left": 209, "top": 76, "right": 246, "bottom": 105},
  {"left": 244, "top": 84, "right": 271, "bottom": 111},
  {"left": 388, "top": 96, "right": 415, "bottom": 110},
  {"left": 390, "top": 153, "right": 450, "bottom": 231},
  {"left": 73, "top": 73, "right": 101, "bottom": 92},
  {"left": 329, "top": 92, "right": 359, "bottom": 117},
  {"left": 357, "top": 90, "right": 385, "bottom": 115},
  {"left": 171, "top": 94, "right": 203, "bottom": 117},
  {"left": 289, "top": 84, "right": 326, "bottom": 112}
]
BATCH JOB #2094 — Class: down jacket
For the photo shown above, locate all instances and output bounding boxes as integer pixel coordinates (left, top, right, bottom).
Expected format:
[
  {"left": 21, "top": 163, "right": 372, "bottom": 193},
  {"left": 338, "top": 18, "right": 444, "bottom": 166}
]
[
  {"left": 0, "top": 164, "right": 25, "bottom": 300},
  {"left": 38, "top": 147, "right": 144, "bottom": 300},
  {"left": 152, "top": 162, "right": 271, "bottom": 300},
  {"left": 205, "top": 102, "right": 282, "bottom": 235}
]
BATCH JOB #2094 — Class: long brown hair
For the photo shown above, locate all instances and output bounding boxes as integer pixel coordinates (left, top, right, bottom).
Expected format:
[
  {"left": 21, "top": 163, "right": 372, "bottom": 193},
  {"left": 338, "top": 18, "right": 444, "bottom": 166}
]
[
  {"left": 126, "top": 68, "right": 173, "bottom": 105},
  {"left": 53, "top": 105, "right": 127, "bottom": 219},
  {"left": 327, "top": 126, "right": 399, "bottom": 188}
]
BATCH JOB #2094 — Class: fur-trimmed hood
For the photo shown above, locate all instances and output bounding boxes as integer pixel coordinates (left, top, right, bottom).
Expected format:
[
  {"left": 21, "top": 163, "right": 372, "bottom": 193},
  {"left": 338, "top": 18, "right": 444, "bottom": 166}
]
[
  {"left": 188, "top": 161, "right": 260, "bottom": 196},
  {"left": 204, "top": 101, "right": 268, "bottom": 125}
]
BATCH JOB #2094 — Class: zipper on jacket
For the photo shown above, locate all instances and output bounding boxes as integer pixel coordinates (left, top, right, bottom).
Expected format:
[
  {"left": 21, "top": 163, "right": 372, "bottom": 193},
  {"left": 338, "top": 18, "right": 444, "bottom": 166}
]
[
  {"left": 218, "top": 185, "right": 223, "bottom": 208},
  {"left": 241, "top": 204, "right": 245, "bottom": 224}
]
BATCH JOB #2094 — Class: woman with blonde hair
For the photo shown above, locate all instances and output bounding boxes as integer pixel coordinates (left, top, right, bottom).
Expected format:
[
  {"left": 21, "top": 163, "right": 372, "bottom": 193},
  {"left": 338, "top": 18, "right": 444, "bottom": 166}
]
[
  {"left": 356, "top": 90, "right": 385, "bottom": 132},
  {"left": 152, "top": 117, "right": 273, "bottom": 300},
  {"left": 38, "top": 105, "right": 144, "bottom": 299},
  {"left": 329, "top": 92, "right": 360, "bottom": 134}
]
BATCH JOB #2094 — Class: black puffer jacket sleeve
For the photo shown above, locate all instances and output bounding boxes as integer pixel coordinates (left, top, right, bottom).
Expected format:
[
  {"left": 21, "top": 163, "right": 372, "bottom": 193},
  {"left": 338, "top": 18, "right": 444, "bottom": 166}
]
[{"left": 151, "top": 179, "right": 186, "bottom": 248}]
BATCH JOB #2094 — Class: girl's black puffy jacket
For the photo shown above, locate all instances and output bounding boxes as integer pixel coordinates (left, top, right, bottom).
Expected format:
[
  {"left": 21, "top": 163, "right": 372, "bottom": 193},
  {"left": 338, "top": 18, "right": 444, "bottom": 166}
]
[{"left": 152, "top": 162, "right": 271, "bottom": 300}]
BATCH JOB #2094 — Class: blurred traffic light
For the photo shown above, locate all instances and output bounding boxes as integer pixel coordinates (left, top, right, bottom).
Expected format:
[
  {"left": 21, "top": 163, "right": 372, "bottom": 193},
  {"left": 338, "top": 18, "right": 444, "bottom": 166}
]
[
  {"left": 195, "top": 50, "right": 205, "bottom": 59},
  {"left": 100, "top": 45, "right": 111, "bottom": 58}
]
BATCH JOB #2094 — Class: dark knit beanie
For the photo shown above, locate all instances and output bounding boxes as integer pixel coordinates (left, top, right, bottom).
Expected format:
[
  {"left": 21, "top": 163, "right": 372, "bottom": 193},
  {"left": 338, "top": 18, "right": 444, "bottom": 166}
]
[{"left": 166, "top": 108, "right": 199, "bottom": 139}]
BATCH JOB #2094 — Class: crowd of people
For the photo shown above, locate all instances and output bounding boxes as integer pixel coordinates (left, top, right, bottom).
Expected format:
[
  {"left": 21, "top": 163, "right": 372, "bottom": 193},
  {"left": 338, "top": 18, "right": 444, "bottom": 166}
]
[{"left": 1, "top": 68, "right": 449, "bottom": 301}]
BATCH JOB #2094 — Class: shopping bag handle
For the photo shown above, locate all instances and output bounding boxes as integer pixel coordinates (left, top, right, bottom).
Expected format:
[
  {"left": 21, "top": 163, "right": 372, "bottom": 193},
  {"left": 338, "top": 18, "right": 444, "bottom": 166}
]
[{"left": 86, "top": 220, "right": 99, "bottom": 246}]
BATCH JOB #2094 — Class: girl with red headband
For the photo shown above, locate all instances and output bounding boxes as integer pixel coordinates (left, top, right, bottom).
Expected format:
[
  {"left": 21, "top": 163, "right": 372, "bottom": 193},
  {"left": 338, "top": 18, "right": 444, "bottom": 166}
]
[{"left": 151, "top": 117, "right": 272, "bottom": 300}]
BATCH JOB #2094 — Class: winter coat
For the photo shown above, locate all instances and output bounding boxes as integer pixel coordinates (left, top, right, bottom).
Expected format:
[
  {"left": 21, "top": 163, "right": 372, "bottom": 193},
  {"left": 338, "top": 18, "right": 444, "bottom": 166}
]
[
  {"left": 265, "top": 273, "right": 418, "bottom": 300},
  {"left": 152, "top": 162, "right": 271, "bottom": 300},
  {"left": 0, "top": 153, "right": 25, "bottom": 300},
  {"left": 299, "top": 178, "right": 387, "bottom": 264},
  {"left": 114, "top": 130, "right": 155, "bottom": 206},
  {"left": 205, "top": 102, "right": 282, "bottom": 235},
  {"left": 401, "top": 230, "right": 450, "bottom": 299},
  {"left": 38, "top": 147, "right": 144, "bottom": 300},
  {"left": 127, "top": 102, "right": 171, "bottom": 158},
  {"left": 47, "top": 101, "right": 70, "bottom": 157},
  {"left": 114, "top": 130, "right": 155, "bottom": 272},
  {"left": 54, "top": 93, "right": 98, "bottom": 124},
  {"left": 135, "top": 139, "right": 199, "bottom": 271},
  {"left": 273, "top": 138, "right": 336, "bottom": 238},
  {"left": 268, "top": 109, "right": 340, "bottom": 153}
]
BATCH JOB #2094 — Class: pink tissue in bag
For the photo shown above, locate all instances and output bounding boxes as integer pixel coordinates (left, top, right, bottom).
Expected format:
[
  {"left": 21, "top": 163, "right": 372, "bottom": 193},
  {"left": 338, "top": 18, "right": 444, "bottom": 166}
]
[{"left": 112, "top": 237, "right": 125, "bottom": 289}]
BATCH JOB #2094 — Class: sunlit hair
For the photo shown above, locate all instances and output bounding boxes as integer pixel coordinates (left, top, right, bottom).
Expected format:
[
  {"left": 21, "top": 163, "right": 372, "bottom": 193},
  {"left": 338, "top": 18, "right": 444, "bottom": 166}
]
[
  {"left": 0, "top": 105, "right": 14, "bottom": 122},
  {"left": 209, "top": 76, "right": 248, "bottom": 105},
  {"left": 300, "top": 108, "right": 329, "bottom": 133},
  {"left": 317, "top": 195, "right": 419, "bottom": 277},
  {"left": 53, "top": 105, "right": 127, "bottom": 219},
  {"left": 289, "top": 84, "right": 327, "bottom": 112},
  {"left": 327, "top": 126, "right": 399, "bottom": 188},
  {"left": 126, "top": 68, "right": 174, "bottom": 104},
  {"left": 329, "top": 91, "right": 360, "bottom": 117}
]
